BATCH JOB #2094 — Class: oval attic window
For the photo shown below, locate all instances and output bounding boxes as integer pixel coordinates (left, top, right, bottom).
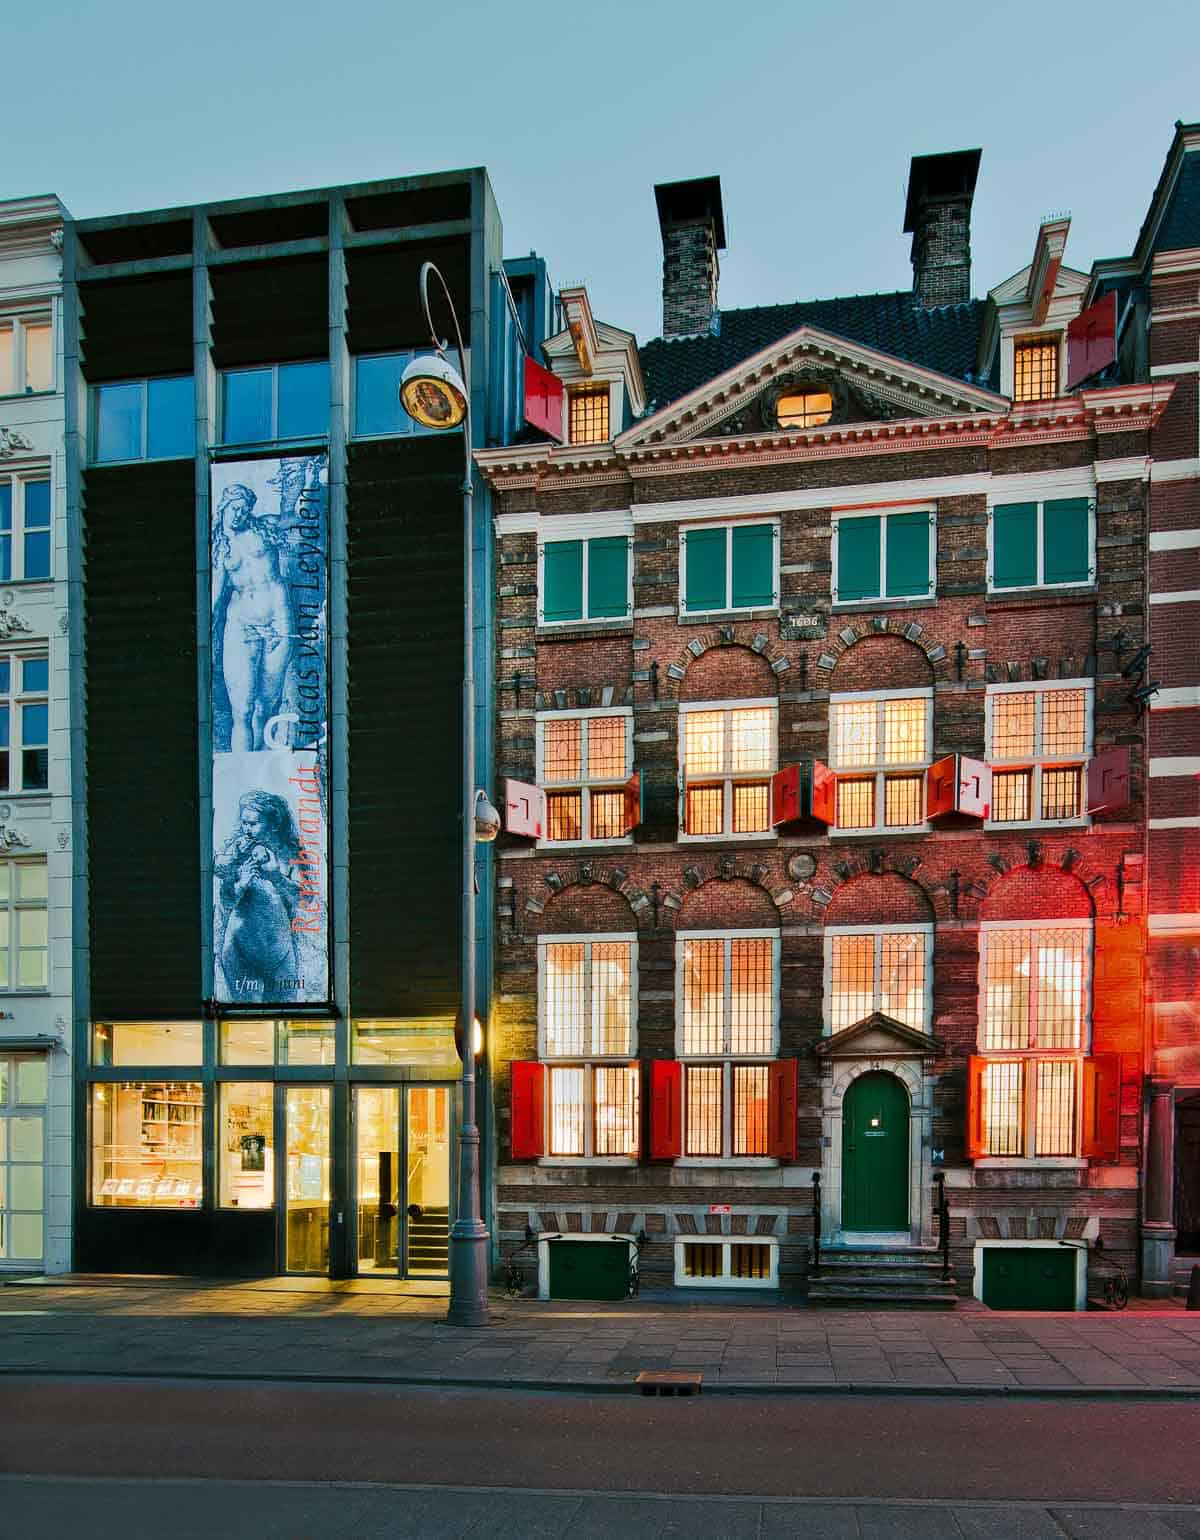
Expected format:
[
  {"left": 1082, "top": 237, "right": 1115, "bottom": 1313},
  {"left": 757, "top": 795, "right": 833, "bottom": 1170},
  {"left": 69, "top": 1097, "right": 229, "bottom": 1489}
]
[{"left": 776, "top": 389, "right": 833, "bottom": 429}]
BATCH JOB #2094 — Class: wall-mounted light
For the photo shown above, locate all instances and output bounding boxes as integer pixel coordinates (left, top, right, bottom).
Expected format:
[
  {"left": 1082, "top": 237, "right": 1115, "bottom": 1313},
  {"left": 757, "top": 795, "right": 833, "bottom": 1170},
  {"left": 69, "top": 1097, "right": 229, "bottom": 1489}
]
[
  {"left": 399, "top": 352, "right": 468, "bottom": 430},
  {"left": 474, "top": 788, "right": 501, "bottom": 843}
]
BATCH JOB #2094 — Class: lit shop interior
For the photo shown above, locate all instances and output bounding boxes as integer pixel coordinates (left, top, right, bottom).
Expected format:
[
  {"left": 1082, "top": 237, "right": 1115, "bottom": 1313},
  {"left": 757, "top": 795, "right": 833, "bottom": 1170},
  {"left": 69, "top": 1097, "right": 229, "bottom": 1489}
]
[{"left": 80, "top": 1018, "right": 461, "bottom": 1278}]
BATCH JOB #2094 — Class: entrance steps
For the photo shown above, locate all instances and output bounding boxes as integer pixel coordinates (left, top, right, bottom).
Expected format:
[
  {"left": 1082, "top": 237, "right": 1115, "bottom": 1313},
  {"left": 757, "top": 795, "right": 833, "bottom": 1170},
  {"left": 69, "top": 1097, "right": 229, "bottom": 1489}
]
[
  {"left": 807, "top": 1244, "right": 959, "bottom": 1310},
  {"left": 408, "top": 1205, "right": 449, "bottom": 1272}
]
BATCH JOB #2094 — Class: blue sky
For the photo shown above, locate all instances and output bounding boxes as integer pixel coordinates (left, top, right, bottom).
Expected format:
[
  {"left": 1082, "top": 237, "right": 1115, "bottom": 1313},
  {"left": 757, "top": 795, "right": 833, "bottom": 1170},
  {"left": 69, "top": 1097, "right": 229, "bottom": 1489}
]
[{"left": 10, "top": 0, "right": 1199, "bottom": 344}]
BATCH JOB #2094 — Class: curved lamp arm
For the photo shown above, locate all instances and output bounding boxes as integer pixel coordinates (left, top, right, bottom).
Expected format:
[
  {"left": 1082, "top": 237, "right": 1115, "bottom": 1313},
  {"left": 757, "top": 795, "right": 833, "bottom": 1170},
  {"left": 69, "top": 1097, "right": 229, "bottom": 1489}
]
[{"left": 417, "top": 259, "right": 471, "bottom": 492}]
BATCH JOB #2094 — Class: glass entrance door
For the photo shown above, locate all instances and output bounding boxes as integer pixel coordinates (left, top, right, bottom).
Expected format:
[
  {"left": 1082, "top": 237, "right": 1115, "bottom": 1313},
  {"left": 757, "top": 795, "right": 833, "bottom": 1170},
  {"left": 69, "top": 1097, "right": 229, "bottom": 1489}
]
[
  {"left": 0, "top": 1056, "right": 47, "bottom": 1269},
  {"left": 353, "top": 1085, "right": 452, "bottom": 1277},
  {"left": 284, "top": 1086, "right": 331, "bottom": 1273}
]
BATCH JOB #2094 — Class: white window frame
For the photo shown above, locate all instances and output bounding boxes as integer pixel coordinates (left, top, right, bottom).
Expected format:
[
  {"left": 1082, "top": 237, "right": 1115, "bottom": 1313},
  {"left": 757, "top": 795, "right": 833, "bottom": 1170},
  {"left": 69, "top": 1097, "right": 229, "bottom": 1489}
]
[
  {"left": 0, "top": 857, "right": 49, "bottom": 994},
  {"left": 975, "top": 918, "right": 1093, "bottom": 1165},
  {"left": 0, "top": 472, "right": 52, "bottom": 584},
  {"left": 565, "top": 381, "right": 616, "bottom": 446},
  {"left": 535, "top": 707, "right": 634, "bottom": 847},
  {"left": 828, "top": 688, "right": 933, "bottom": 835},
  {"left": 535, "top": 523, "right": 633, "bottom": 628},
  {"left": 678, "top": 698, "right": 778, "bottom": 842},
  {"left": 0, "top": 652, "right": 49, "bottom": 796},
  {"left": 985, "top": 679, "right": 1092, "bottom": 830},
  {"left": 985, "top": 496, "right": 1095, "bottom": 593},
  {"left": 822, "top": 923, "right": 934, "bottom": 1036},
  {"left": 831, "top": 505, "right": 936, "bottom": 607},
  {"left": 673, "top": 1235, "right": 779, "bottom": 1289},
  {"left": 536, "top": 932, "right": 639, "bottom": 1164},
  {"left": 0, "top": 312, "right": 53, "bottom": 396},
  {"left": 677, "top": 518, "right": 781, "bottom": 618},
  {"left": 1005, "top": 329, "right": 1064, "bottom": 403}
]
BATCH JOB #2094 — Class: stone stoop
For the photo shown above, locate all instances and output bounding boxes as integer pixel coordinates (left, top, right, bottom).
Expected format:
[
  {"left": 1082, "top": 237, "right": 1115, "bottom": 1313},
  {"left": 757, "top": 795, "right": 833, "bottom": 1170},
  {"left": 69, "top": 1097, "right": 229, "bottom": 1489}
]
[{"left": 807, "top": 1245, "right": 959, "bottom": 1310}]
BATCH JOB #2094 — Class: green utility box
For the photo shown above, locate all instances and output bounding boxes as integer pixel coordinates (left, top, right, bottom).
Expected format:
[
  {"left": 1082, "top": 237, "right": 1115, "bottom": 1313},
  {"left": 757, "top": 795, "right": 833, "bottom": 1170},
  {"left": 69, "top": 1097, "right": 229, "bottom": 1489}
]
[
  {"left": 547, "top": 1239, "right": 630, "bottom": 1301},
  {"left": 981, "top": 1247, "right": 1077, "bottom": 1310}
]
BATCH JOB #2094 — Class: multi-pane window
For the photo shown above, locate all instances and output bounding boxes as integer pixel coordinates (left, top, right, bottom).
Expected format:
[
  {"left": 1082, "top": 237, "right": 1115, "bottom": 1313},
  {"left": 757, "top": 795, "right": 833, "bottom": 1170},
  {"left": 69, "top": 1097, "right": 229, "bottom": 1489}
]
[
  {"left": 1013, "top": 337, "right": 1059, "bottom": 402},
  {"left": 828, "top": 692, "right": 931, "bottom": 833},
  {"left": 825, "top": 926, "right": 931, "bottom": 1034},
  {"left": 990, "top": 497, "right": 1092, "bottom": 590},
  {"left": 676, "top": 1238, "right": 778, "bottom": 1287},
  {"left": 540, "top": 533, "right": 630, "bottom": 624},
  {"left": 539, "top": 936, "right": 638, "bottom": 1159},
  {"left": 0, "top": 477, "right": 51, "bottom": 581},
  {"left": 537, "top": 711, "right": 632, "bottom": 843},
  {"left": 222, "top": 360, "right": 330, "bottom": 444},
  {"left": 568, "top": 386, "right": 610, "bottom": 445},
  {"left": 0, "top": 655, "right": 49, "bottom": 793},
  {"left": 0, "top": 859, "right": 48, "bottom": 991},
  {"left": 93, "top": 377, "right": 194, "bottom": 463},
  {"left": 677, "top": 932, "right": 778, "bottom": 1159},
  {"left": 833, "top": 510, "right": 933, "bottom": 604},
  {"left": 0, "top": 315, "right": 52, "bottom": 395},
  {"left": 776, "top": 390, "right": 832, "bottom": 429},
  {"left": 975, "top": 922, "right": 1091, "bottom": 1158},
  {"left": 681, "top": 702, "right": 776, "bottom": 838},
  {"left": 987, "top": 683, "right": 1090, "bottom": 825},
  {"left": 681, "top": 522, "right": 777, "bottom": 614}
]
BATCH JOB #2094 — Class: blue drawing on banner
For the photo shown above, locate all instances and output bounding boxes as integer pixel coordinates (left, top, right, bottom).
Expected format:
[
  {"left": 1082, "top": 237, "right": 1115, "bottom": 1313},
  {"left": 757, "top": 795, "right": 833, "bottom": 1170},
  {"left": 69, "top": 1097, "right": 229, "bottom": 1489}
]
[{"left": 214, "top": 790, "right": 303, "bottom": 1003}]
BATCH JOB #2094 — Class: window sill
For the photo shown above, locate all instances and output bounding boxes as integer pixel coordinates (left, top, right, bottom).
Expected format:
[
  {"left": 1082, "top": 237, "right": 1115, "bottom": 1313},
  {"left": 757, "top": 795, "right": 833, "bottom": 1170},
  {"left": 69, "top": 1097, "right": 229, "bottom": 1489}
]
[
  {"left": 0, "top": 390, "right": 56, "bottom": 404},
  {"left": 537, "top": 837, "right": 634, "bottom": 852},
  {"left": 986, "top": 587, "right": 1097, "bottom": 608},
  {"left": 677, "top": 607, "right": 779, "bottom": 625},
  {"left": 536, "top": 620, "right": 633, "bottom": 642},
  {"left": 678, "top": 832, "right": 779, "bottom": 846},
  {"left": 211, "top": 435, "right": 329, "bottom": 457},
  {"left": 673, "top": 1157, "right": 780, "bottom": 1168},
  {"left": 536, "top": 1157, "right": 639, "bottom": 1168},
  {"left": 0, "top": 578, "right": 53, "bottom": 590},
  {"left": 89, "top": 453, "right": 194, "bottom": 469},
  {"left": 974, "top": 1157, "right": 1086, "bottom": 1169},
  {"left": 830, "top": 825, "right": 930, "bottom": 839},
  {"left": 832, "top": 596, "right": 936, "bottom": 613},
  {"left": 984, "top": 818, "right": 1089, "bottom": 832}
]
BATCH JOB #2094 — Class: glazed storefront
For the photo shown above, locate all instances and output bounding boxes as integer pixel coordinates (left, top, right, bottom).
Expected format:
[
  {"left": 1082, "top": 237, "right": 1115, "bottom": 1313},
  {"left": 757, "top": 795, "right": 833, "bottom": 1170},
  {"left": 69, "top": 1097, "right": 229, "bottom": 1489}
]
[{"left": 77, "top": 1017, "right": 462, "bottom": 1278}]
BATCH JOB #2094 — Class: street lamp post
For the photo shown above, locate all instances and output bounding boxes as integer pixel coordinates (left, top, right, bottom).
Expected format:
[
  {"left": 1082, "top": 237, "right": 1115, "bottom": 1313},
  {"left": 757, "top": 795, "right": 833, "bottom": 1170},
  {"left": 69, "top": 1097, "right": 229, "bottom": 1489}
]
[{"left": 400, "top": 261, "right": 496, "bottom": 1327}]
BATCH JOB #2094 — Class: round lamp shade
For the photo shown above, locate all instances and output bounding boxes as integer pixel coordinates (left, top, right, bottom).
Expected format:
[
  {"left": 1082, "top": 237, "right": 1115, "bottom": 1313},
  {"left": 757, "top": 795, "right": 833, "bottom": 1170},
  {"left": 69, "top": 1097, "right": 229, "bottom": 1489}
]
[{"left": 399, "top": 352, "right": 468, "bottom": 429}]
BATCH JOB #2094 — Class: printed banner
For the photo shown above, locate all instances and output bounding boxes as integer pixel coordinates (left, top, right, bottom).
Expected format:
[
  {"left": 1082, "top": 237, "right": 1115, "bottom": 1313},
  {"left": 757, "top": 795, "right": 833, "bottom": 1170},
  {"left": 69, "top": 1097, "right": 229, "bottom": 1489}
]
[{"left": 210, "top": 455, "right": 329, "bottom": 1004}]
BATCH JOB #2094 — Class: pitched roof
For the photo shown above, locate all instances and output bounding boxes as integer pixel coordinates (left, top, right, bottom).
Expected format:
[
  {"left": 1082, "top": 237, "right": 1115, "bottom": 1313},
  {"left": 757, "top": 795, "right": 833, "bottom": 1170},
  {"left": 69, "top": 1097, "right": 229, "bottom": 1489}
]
[
  {"left": 1154, "top": 147, "right": 1200, "bottom": 254},
  {"left": 638, "top": 291, "right": 987, "bottom": 413}
]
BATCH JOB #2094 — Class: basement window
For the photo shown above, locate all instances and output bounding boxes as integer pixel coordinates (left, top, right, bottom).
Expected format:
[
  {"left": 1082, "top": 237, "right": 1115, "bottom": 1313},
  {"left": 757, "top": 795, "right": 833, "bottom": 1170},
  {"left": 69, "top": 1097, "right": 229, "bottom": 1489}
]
[{"left": 674, "top": 1238, "right": 777, "bottom": 1287}]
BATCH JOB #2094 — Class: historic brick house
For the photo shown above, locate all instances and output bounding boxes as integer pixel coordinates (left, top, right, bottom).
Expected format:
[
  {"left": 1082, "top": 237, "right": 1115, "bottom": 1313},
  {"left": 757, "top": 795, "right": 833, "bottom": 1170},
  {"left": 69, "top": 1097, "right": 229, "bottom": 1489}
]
[{"left": 477, "top": 134, "right": 1192, "bottom": 1308}]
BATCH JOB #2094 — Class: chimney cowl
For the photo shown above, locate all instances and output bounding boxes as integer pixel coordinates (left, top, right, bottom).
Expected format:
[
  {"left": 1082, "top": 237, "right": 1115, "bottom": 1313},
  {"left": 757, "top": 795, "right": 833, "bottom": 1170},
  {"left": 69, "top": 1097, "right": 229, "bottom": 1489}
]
[{"left": 905, "top": 149, "right": 981, "bottom": 309}]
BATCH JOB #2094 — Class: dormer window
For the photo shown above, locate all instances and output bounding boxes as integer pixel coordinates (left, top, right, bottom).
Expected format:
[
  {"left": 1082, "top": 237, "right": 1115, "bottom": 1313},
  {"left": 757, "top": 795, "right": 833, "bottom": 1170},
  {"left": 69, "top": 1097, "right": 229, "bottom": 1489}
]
[
  {"left": 1013, "top": 337, "right": 1059, "bottom": 402},
  {"left": 568, "top": 386, "right": 610, "bottom": 445},
  {"left": 775, "top": 389, "right": 832, "bottom": 429}
]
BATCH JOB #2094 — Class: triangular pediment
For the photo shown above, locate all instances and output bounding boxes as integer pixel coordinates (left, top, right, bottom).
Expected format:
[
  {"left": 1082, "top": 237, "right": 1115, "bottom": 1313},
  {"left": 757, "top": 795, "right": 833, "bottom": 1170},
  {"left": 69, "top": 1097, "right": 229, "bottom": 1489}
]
[
  {"left": 618, "top": 323, "right": 1007, "bottom": 450},
  {"left": 813, "top": 1010, "right": 943, "bottom": 1059}
]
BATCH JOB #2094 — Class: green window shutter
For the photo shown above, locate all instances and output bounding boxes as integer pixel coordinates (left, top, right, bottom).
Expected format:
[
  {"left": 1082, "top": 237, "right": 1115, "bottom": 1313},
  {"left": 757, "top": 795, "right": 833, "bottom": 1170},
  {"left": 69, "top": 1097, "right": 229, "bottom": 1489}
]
[
  {"left": 991, "top": 503, "right": 1038, "bottom": 589},
  {"left": 1042, "top": 497, "right": 1090, "bottom": 585},
  {"left": 684, "top": 528, "right": 727, "bottom": 612},
  {"left": 730, "top": 524, "right": 775, "bottom": 609},
  {"left": 884, "top": 512, "right": 931, "bottom": 598},
  {"left": 542, "top": 540, "right": 584, "bottom": 622},
  {"left": 586, "top": 536, "right": 629, "bottom": 618},
  {"left": 836, "top": 516, "right": 881, "bottom": 601}
]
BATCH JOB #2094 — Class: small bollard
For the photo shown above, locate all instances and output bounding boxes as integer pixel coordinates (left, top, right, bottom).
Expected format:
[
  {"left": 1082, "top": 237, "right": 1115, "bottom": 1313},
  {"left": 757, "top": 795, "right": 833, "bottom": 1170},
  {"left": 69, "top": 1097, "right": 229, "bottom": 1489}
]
[{"left": 1188, "top": 1265, "right": 1200, "bottom": 1311}]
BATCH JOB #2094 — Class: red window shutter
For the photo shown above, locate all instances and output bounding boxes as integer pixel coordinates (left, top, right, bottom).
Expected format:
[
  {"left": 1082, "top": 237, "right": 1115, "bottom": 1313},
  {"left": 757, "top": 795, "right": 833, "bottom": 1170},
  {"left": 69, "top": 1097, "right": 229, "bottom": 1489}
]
[
  {"left": 648, "top": 1059, "right": 682, "bottom": 1160},
  {"left": 523, "top": 356, "right": 564, "bottom": 441},
  {"left": 957, "top": 755, "right": 991, "bottom": 819},
  {"left": 966, "top": 1055, "right": 986, "bottom": 1160},
  {"left": 770, "top": 764, "right": 801, "bottom": 826},
  {"left": 767, "top": 1058, "right": 799, "bottom": 1161},
  {"left": 811, "top": 760, "right": 837, "bottom": 825},
  {"left": 1081, "top": 1054, "right": 1121, "bottom": 1161},
  {"left": 926, "top": 754, "right": 958, "bottom": 819},
  {"left": 504, "top": 778, "right": 546, "bottom": 838},
  {"left": 1086, "top": 746, "right": 1130, "bottom": 814},
  {"left": 509, "top": 1061, "right": 545, "bottom": 1159},
  {"left": 622, "top": 770, "right": 641, "bottom": 834},
  {"left": 1066, "top": 293, "right": 1117, "bottom": 392}
]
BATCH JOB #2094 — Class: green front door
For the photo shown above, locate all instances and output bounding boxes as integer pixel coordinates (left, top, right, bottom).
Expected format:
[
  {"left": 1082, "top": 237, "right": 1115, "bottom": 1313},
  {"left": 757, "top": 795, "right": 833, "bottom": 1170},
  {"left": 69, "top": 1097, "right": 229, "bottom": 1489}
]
[
  {"left": 548, "top": 1240, "right": 629, "bottom": 1301},
  {"left": 842, "top": 1073, "right": 909, "bottom": 1231},
  {"left": 981, "top": 1248, "right": 1076, "bottom": 1310}
]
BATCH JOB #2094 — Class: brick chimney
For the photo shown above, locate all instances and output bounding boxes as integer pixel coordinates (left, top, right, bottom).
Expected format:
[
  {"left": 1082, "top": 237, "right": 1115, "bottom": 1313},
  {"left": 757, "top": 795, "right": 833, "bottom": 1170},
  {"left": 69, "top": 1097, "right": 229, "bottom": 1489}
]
[
  {"left": 654, "top": 176, "right": 727, "bottom": 338},
  {"left": 904, "top": 149, "right": 981, "bottom": 308}
]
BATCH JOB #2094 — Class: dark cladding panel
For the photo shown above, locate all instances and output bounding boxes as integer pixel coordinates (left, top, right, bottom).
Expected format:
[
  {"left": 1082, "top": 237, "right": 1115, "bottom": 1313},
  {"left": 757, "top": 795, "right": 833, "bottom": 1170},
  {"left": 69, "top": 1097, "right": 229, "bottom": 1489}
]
[
  {"left": 80, "top": 272, "right": 194, "bottom": 382},
  {"left": 211, "top": 255, "right": 329, "bottom": 368},
  {"left": 347, "top": 436, "right": 463, "bottom": 1016},
  {"left": 346, "top": 239, "right": 470, "bottom": 355},
  {"left": 344, "top": 182, "right": 470, "bottom": 233},
  {"left": 85, "top": 461, "right": 200, "bottom": 1017}
]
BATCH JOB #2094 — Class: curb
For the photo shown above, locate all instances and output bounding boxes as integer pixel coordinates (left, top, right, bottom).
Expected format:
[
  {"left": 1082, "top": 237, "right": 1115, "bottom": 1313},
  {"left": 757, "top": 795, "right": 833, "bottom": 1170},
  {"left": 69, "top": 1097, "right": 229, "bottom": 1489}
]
[{"left": 1, "top": 1366, "right": 1198, "bottom": 1400}]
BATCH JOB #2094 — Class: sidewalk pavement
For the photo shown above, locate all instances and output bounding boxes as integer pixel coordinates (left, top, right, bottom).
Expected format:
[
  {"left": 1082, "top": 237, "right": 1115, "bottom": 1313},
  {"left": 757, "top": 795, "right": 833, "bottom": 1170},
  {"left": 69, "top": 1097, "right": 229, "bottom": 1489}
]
[{"left": 3, "top": 1275, "right": 1200, "bottom": 1395}]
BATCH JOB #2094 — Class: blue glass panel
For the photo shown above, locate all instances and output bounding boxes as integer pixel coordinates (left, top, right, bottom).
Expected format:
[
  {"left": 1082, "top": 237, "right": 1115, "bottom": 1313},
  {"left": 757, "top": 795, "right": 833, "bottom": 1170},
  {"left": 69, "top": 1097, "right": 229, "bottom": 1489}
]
[
  {"left": 146, "top": 376, "right": 194, "bottom": 460},
  {"left": 0, "top": 662, "right": 10, "bottom": 695},
  {"left": 23, "top": 532, "right": 50, "bottom": 580},
  {"left": 21, "top": 703, "right": 48, "bottom": 747},
  {"left": 0, "top": 536, "right": 10, "bottom": 583},
  {"left": 277, "top": 360, "right": 329, "bottom": 440},
  {"left": 353, "top": 354, "right": 409, "bottom": 438},
  {"left": 22, "top": 749, "right": 48, "bottom": 791},
  {"left": 95, "top": 382, "right": 143, "bottom": 462},
  {"left": 0, "top": 705, "right": 8, "bottom": 747},
  {"left": 23, "top": 480, "right": 50, "bottom": 526},
  {"left": 0, "top": 484, "right": 10, "bottom": 532},
  {"left": 21, "top": 659, "right": 47, "bottom": 693},
  {"left": 223, "top": 370, "right": 273, "bottom": 444}
]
